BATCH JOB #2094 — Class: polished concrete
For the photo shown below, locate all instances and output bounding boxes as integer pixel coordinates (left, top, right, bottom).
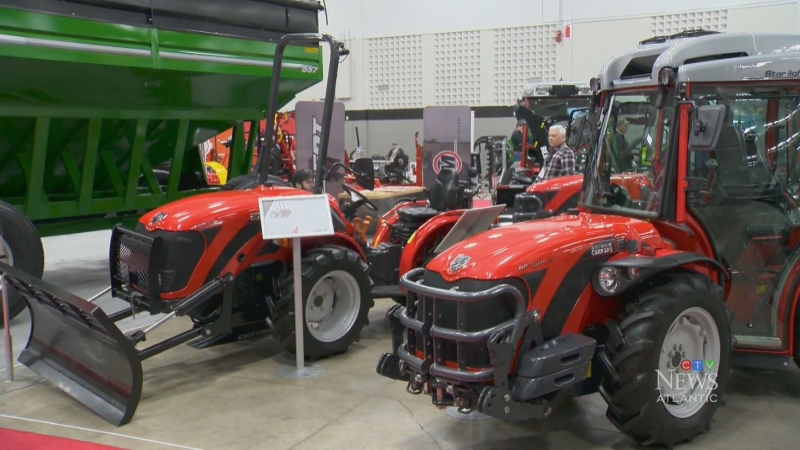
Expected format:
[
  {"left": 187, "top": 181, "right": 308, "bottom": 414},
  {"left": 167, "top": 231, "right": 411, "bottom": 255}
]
[{"left": 1, "top": 230, "right": 800, "bottom": 449}]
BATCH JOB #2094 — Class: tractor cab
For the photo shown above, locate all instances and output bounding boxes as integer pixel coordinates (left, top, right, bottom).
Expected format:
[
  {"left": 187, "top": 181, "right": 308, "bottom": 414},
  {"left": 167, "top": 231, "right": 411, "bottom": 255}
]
[
  {"left": 377, "top": 31, "right": 800, "bottom": 447},
  {"left": 582, "top": 38, "right": 800, "bottom": 357}
]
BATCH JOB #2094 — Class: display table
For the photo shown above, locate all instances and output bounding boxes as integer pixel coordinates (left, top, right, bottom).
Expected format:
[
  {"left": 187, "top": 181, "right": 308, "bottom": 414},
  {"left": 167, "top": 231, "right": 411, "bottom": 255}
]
[{"left": 338, "top": 185, "right": 427, "bottom": 233}]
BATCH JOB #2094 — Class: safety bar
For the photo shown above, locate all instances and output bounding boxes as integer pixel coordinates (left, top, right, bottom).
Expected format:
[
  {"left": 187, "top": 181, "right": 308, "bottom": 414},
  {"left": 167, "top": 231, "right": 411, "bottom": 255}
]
[{"left": 394, "top": 267, "right": 529, "bottom": 383}]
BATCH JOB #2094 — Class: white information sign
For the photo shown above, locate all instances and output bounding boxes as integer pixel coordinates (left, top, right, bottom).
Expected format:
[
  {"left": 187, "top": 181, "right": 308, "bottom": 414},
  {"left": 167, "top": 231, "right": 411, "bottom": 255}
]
[
  {"left": 258, "top": 194, "right": 334, "bottom": 240},
  {"left": 258, "top": 193, "right": 335, "bottom": 379}
]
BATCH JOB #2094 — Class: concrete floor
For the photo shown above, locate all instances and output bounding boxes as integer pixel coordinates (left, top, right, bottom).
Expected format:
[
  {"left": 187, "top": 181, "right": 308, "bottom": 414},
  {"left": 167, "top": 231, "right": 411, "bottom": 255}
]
[{"left": 2, "top": 230, "right": 800, "bottom": 449}]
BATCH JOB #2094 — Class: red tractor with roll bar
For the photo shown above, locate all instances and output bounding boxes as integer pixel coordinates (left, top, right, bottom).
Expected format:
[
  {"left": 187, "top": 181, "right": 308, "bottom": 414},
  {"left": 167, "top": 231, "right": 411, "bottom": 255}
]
[
  {"left": 0, "top": 33, "right": 381, "bottom": 427},
  {"left": 377, "top": 31, "right": 800, "bottom": 446}
]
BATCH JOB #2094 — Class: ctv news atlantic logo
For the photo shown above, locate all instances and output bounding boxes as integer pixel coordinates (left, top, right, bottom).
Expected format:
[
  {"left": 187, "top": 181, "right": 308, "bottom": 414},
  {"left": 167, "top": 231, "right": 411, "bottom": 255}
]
[{"left": 656, "top": 359, "right": 718, "bottom": 404}]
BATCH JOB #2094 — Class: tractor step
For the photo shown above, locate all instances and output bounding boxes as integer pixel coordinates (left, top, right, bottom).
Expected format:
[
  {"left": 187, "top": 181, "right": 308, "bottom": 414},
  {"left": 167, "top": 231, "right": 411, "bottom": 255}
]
[{"left": 511, "top": 333, "right": 596, "bottom": 401}]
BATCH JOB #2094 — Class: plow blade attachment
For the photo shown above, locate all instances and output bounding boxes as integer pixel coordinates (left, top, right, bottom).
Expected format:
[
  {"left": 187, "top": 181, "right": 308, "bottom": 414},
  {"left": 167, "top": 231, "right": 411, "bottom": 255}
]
[{"left": 0, "top": 262, "right": 142, "bottom": 426}]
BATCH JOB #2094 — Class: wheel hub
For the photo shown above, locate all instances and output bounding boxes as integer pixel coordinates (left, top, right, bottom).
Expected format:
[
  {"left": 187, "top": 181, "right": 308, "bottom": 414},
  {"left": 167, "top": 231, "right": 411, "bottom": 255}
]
[
  {"left": 304, "top": 270, "right": 361, "bottom": 343},
  {"left": 0, "top": 236, "right": 13, "bottom": 295},
  {"left": 0, "top": 236, "right": 13, "bottom": 266},
  {"left": 657, "top": 307, "right": 721, "bottom": 419}
]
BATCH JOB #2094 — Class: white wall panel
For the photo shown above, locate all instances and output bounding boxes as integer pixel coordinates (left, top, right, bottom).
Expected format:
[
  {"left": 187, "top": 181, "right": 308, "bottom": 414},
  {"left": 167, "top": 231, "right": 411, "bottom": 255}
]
[
  {"left": 433, "top": 31, "right": 481, "bottom": 106},
  {"left": 291, "top": 1, "right": 800, "bottom": 112}
]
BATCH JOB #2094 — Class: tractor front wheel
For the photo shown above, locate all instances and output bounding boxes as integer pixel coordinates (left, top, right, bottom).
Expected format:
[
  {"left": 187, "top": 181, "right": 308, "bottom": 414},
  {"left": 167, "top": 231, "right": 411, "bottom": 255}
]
[
  {"left": 599, "top": 272, "right": 733, "bottom": 446},
  {"left": 273, "top": 245, "right": 373, "bottom": 360}
]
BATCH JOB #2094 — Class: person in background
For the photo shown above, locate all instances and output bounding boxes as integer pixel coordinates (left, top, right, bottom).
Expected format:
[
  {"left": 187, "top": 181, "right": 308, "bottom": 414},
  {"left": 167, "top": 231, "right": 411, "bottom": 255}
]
[
  {"left": 613, "top": 118, "right": 633, "bottom": 169},
  {"left": 384, "top": 143, "right": 407, "bottom": 178},
  {"left": 510, "top": 122, "right": 525, "bottom": 162},
  {"left": 535, "top": 124, "right": 576, "bottom": 182},
  {"left": 290, "top": 169, "right": 314, "bottom": 192}
]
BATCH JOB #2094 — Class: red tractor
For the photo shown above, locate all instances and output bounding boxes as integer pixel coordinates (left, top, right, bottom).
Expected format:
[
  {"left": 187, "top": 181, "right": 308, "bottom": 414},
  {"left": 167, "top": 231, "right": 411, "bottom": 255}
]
[
  {"left": 0, "top": 34, "right": 373, "bottom": 427},
  {"left": 377, "top": 31, "right": 800, "bottom": 446}
]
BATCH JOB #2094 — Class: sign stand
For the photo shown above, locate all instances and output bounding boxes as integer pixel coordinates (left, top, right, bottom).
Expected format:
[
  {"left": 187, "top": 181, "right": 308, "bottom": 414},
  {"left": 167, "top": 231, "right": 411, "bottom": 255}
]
[
  {"left": 259, "top": 194, "right": 334, "bottom": 379},
  {"left": 2, "top": 275, "right": 13, "bottom": 382},
  {"left": 274, "top": 237, "right": 325, "bottom": 379}
]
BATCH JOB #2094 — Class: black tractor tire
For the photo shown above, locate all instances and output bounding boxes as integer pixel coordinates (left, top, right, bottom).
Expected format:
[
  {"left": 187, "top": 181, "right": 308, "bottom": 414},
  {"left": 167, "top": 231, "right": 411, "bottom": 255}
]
[
  {"left": 793, "top": 304, "right": 800, "bottom": 369},
  {"left": 0, "top": 201, "right": 45, "bottom": 324},
  {"left": 222, "top": 173, "right": 290, "bottom": 191},
  {"left": 599, "top": 272, "right": 733, "bottom": 447},
  {"left": 272, "top": 245, "right": 373, "bottom": 360}
]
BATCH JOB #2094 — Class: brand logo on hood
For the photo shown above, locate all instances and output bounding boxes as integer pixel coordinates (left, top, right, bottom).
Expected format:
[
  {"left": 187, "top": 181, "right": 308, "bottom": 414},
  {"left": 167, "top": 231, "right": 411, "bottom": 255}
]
[
  {"left": 450, "top": 255, "right": 471, "bottom": 272},
  {"left": 150, "top": 212, "right": 168, "bottom": 225}
]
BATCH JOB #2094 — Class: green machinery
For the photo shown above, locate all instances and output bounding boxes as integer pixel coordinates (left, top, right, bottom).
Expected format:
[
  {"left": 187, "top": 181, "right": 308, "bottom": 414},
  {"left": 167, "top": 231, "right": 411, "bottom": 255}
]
[{"left": 0, "top": 0, "right": 326, "bottom": 322}]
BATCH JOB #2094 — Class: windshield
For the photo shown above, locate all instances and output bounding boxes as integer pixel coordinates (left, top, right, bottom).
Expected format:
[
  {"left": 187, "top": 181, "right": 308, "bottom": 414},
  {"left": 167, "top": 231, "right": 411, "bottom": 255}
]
[
  {"left": 526, "top": 97, "right": 593, "bottom": 127},
  {"left": 581, "top": 90, "right": 674, "bottom": 217}
]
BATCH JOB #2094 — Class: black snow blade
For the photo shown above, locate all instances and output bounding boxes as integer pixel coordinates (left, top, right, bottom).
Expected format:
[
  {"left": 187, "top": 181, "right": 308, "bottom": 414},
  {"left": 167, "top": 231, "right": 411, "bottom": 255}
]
[{"left": 0, "top": 262, "right": 142, "bottom": 426}]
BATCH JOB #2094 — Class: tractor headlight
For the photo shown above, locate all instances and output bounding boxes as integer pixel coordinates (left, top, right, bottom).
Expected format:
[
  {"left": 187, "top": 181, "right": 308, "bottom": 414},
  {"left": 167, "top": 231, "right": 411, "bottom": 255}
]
[
  {"left": 627, "top": 267, "right": 640, "bottom": 280},
  {"left": 597, "top": 267, "right": 621, "bottom": 294}
]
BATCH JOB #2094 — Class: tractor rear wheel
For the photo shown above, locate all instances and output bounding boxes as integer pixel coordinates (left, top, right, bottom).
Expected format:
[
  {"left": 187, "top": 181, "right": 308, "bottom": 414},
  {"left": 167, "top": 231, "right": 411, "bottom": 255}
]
[
  {"left": 0, "top": 201, "right": 45, "bottom": 325},
  {"left": 272, "top": 245, "right": 373, "bottom": 360},
  {"left": 599, "top": 272, "right": 733, "bottom": 446}
]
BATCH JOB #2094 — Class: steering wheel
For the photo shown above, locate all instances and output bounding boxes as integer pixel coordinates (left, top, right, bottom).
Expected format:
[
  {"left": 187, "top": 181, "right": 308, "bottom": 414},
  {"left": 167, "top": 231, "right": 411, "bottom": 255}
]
[{"left": 342, "top": 183, "right": 379, "bottom": 212}]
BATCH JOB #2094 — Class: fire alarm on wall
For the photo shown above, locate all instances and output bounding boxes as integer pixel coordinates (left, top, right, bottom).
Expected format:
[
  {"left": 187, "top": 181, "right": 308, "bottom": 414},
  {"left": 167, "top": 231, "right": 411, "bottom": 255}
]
[{"left": 555, "top": 30, "right": 562, "bottom": 43}]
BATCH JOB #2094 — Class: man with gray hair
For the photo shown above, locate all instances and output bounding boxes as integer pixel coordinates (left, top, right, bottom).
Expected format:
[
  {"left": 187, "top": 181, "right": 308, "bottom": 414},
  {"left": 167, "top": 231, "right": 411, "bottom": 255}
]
[{"left": 535, "top": 124, "right": 577, "bottom": 182}]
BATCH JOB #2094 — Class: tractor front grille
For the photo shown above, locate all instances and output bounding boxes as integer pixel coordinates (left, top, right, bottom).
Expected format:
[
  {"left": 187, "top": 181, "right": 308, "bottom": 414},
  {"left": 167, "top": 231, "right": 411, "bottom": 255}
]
[
  {"left": 393, "top": 269, "right": 530, "bottom": 384},
  {"left": 110, "top": 225, "right": 208, "bottom": 313}
]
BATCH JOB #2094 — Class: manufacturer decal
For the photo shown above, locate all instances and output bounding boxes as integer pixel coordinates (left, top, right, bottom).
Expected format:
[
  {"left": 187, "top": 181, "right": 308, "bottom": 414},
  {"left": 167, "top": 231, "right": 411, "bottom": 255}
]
[
  {"left": 449, "top": 254, "right": 471, "bottom": 272},
  {"left": 518, "top": 258, "right": 550, "bottom": 271},
  {"left": 765, "top": 70, "right": 800, "bottom": 78},
  {"left": 150, "top": 212, "right": 168, "bottom": 225},
  {"left": 590, "top": 240, "right": 616, "bottom": 257},
  {"left": 432, "top": 151, "right": 463, "bottom": 174}
]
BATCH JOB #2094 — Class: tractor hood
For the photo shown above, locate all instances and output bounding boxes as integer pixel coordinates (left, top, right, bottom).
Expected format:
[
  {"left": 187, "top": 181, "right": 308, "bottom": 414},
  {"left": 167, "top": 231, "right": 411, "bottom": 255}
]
[
  {"left": 427, "top": 212, "right": 670, "bottom": 283},
  {"left": 139, "top": 186, "right": 315, "bottom": 232}
]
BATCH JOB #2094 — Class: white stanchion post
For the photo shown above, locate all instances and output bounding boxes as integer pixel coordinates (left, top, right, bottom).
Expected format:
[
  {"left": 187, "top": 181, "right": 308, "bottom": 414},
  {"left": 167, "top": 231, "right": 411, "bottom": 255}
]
[
  {"left": 2, "top": 274, "right": 13, "bottom": 382},
  {"left": 260, "top": 194, "right": 331, "bottom": 379},
  {"left": 292, "top": 237, "right": 304, "bottom": 370}
]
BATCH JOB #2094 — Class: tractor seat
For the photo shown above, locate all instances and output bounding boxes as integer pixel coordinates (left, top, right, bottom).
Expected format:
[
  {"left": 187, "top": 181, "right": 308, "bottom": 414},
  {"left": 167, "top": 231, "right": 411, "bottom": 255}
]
[
  {"left": 396, "top": 168, "right": 460, "bottom": 223},
  {"left": 397, "top": 206, "right": 440, "bottom": 223}
]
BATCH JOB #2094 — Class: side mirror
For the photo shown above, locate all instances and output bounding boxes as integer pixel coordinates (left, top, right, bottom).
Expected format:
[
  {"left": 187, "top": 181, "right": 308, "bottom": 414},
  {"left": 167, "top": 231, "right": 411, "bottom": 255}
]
[
  {"left": 688, "top": 104, "right": 726, "bottom": 151},
  {"left": 351, "top": 157, "right": 375, "bottom": 191}
]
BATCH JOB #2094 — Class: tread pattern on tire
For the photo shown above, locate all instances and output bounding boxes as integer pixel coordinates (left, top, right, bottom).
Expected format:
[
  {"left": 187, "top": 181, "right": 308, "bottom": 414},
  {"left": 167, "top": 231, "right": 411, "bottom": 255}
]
[
  {"left": 598, "top": 272, "right": 734, "bottom": 447},
  {"left": 0, "top": 201, "right": 45, "bottom": 323},
  {"left": 272, "top": 245, "right": 373, "bottom": 360}
]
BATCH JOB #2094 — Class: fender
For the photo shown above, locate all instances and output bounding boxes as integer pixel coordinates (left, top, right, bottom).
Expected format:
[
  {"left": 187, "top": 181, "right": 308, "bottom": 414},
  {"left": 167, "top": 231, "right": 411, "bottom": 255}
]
[
  {"left": 372, "top": 199, "right": 427, "bottom": 247},
  {"left": 398, "top": 210, "right": 465, "bottom": 277},
  {"left": 216, "top": 231, "right": 365, "bottom": 286},
  {"left": 591, "top": 250, "right": 728, "bottom": 297}
]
